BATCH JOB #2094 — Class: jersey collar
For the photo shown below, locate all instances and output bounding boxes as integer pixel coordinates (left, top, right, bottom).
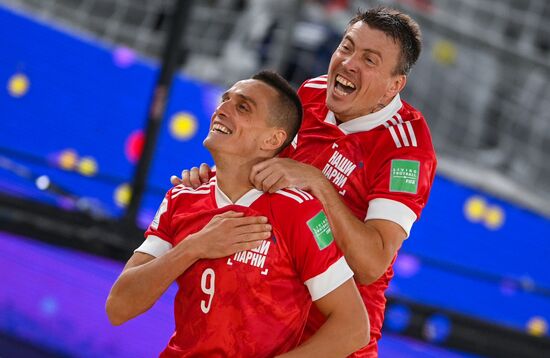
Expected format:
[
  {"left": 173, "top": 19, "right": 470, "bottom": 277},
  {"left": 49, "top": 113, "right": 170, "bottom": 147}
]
[
  {"left": 214, "top": 182, "right": 263, "bottom": 208},
  {"left": 324, "top": 94, "right": 403, "bottom": 135}
]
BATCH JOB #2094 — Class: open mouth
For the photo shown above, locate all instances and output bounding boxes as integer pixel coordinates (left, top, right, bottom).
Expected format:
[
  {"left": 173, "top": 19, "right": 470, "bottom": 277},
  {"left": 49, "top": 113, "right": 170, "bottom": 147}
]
[
  {"left": 334, "top": 74, "right": 356, "bottom": 96},
  {"left": 211, "top": 122, "right": 233, "bottom": 135}
]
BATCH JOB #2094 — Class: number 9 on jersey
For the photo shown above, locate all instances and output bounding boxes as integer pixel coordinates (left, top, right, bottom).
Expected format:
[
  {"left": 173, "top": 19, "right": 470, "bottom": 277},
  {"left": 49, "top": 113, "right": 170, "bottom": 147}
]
[{"left": 200, "top": 268, "right": 215, "bottom": 314}]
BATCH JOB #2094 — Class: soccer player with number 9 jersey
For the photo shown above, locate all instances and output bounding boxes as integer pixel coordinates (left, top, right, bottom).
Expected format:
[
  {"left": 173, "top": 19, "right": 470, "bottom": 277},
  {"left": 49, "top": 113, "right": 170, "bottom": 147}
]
[{"left": 106, "top": 71, "right": 369, "bottom": 357}]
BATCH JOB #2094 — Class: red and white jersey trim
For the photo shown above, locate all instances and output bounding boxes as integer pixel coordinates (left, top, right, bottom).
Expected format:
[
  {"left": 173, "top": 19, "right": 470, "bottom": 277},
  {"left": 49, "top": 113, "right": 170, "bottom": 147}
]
[
  {"left": 290, "top": 133, "right": 298, "bottom": 149},
  {"left": 275, "top": 188, "right": 314, "bottom": 203},
  {"left": 384, "top": 113, "right": 418, "bottom": 149},
  {"left": 305, "top": 256, "right": 353, "bottom": 300},
  {"left": 405, "top": 121, "right": 418, "bottom": 146},
  {"left": 289, "top": 188, "right": 314, "bottom": 200},
  {"left": 303, "top": 75, "right": 328, "bottom": 89},
  {"left": 171, "top": 177, "right": 217, "bottom": 199},
  {"left": 365, "top": 198, "right": 417, "bottom": 237},
  {"left": 323, "top": 94, "right": 403, "bottom": 135},
  {"left": 135, "top": 234, "right": 173, "bottom": 257},
  {"left": 215, "top": 185, "right": 263, "bottom": 208}
]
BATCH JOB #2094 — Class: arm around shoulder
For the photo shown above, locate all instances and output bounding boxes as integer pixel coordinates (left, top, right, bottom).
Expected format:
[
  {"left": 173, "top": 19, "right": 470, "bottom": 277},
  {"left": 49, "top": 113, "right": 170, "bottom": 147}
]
[{"left": 311, "top": 180, "right": 407, "bottom": 285}]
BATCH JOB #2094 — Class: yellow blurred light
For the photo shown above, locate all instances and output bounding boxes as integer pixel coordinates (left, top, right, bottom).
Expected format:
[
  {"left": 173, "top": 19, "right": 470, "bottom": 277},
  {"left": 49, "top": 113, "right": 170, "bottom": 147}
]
[
  {"left": 464, "top": 196, "right": 486, "bottom": 222},
  {"left": 8, "top": 73, "right": 30, "bottom": 97},
  {"left": 114, "top": 183, "right": 132, "bottom": 208},
  {"left": 433, "top": 40, "right": 457, "bottom": 66},
  {"left": 170, "top": 112, "right": 198, "bottom": 140},
  {"left": 59, "top": 149, "right": 79, "bottom": 170},
  {"left": 77, "top": 157, "right": 98, "bottom": 176},
  {"left": 484, "top": 206, "right": 505, "bottom": 230},
  {"left": 527, "top": 316, "right": 548, "bottom": 337}
]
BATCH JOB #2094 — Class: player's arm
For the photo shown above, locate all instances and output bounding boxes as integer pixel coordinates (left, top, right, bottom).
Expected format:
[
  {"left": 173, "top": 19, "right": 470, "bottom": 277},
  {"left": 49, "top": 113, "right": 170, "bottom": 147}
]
[
  {"left": 106, "top": 211, "right": 271, "bottom": 325},
  {"left": 105, "top": 240, "right": 200, "bottom": 326},
  {"left": 250, "top": 158, "right": 406, "bottom": 284},
  {"left": 312, "top": 181, "right": 406, "bottom": 284},
  {"left": 277, "top": 278, "right": 369, "bottom": 358}
]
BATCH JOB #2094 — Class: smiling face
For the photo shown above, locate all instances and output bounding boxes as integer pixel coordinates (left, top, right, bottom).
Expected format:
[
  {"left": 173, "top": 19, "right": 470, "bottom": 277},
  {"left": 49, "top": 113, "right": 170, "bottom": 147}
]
[
  {"left": 203, "top": 79, "right": 287, "bottom": 161},
  {"left": 326, "top": 21, "right": 407, "bottom": 122}
]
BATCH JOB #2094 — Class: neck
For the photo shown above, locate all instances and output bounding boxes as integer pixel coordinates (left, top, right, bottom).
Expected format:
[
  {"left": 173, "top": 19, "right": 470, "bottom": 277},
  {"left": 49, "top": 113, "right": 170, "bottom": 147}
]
[
  {"left": 213, "top": 155, "right": 265, "bottom": 203},
  {"left": 334, "top": 96, "right": 394, "bottom": 123}
]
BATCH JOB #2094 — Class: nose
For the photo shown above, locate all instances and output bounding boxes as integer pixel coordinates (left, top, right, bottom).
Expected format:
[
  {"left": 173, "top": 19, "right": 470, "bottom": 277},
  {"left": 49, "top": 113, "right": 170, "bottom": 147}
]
[
  {"left": 215, "top": 99, "right": 231, "bottom": 118},
  {"left": 341, "top": 53, "right": 359, "bottom": 73}
]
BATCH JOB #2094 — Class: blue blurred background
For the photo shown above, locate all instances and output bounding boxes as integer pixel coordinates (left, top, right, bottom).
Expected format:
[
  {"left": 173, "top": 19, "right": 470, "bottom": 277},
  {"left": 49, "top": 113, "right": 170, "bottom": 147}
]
[{"left": 0, "top": 0, "right": 549, "bottom": 357}]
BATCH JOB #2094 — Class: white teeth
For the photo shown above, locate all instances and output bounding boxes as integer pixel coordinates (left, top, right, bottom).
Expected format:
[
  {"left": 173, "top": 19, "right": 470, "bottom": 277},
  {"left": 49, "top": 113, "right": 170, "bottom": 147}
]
[
  {"left": 212, "top": 123, "right": 232, "bottom": 134},
  {"left": 336, "top": 74, "right": 356, "bottom": 89}
]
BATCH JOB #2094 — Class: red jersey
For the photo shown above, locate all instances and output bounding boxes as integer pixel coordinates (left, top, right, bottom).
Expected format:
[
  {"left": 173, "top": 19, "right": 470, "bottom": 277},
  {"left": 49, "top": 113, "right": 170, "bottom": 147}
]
[
  {"left": 281, "top": 75, "right": 437, "bottom": 357},
  {"left": 136, "top": 177, "right": 353, "bottom": 358}
]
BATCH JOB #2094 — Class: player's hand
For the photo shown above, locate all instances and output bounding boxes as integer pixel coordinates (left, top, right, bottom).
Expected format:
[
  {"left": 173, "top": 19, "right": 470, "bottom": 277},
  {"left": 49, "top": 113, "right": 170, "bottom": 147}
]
[
  {"left": 185, "top": 211, "right": 272, "bottom": 259},
  {"left": 250, "top": 158, "right": 326, "bottom": 194},
  {"left": 170, "top": 163, "right": 211, "bottom": 188}
]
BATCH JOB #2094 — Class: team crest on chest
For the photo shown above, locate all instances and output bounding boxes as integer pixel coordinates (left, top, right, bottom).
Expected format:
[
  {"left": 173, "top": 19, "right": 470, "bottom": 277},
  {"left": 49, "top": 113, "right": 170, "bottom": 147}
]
[{"left": 226, "top": 238, "right": 273, "bottom": 275}]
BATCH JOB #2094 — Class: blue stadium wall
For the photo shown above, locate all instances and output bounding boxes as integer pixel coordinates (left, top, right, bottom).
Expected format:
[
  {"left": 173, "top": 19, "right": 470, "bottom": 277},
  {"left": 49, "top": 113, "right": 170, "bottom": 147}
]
[
  {"left": 0, "top": 4, "right": 221, "bottom": 227},
  {"left": 0, "top": 4, "right": 548, "bottom": 356}
]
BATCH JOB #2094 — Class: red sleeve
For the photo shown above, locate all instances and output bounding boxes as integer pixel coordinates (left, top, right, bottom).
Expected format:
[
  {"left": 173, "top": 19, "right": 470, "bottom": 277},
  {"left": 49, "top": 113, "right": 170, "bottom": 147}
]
[
  {"left": 367, "top": 121, "right": 437, "bottom": 219},
  {"left": 273, "top": 191, "right": 353, "bottom": 300},
  {"left": 144, "top": 188, "right": 175, "bottom": 245}
]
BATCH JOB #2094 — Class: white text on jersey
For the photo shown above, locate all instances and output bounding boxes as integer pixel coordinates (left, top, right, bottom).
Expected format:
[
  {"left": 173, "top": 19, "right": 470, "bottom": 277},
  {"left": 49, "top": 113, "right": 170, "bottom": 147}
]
[
  {"left": 322, "top": 150, "right": 357, "bottom": 189},
  {"left": 227, "top": 239, "right": 271, "bottom": 275}
]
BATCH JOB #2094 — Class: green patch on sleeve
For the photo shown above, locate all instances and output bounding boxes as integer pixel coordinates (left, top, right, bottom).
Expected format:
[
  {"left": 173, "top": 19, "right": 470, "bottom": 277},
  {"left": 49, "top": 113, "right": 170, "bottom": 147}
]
[
  {"left": 390, "top": 159, "right": 420, "bottom": 194},
  {"left": 307, "top": 211, "right": 334, "bottom": 250}
]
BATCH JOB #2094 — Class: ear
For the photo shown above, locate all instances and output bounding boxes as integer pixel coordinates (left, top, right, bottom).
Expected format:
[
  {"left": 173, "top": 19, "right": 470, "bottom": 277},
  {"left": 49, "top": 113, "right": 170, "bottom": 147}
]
[
  {"left": 261, "top": 128, "right": 287, "bottom": 152},
  {"left": 383, "top": 74, "right": 407, "bottom": 102}
]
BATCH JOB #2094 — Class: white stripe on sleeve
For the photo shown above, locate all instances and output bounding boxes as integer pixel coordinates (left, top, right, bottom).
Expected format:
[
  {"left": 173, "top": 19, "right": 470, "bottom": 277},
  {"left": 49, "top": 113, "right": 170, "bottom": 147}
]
[
  {"left": 365, "top": 198, "right": 417, "bottom": 237},
  {"left": 397, "top": 124, "right": 410, "bottom": 146},
  {"left": 304, "top": 257, "right": 354, "bottom": 301},
  {"left": 134, "top": 235, "right": 173, "bottom": 257},
  {"left": 276, "top": 189, "right": 304, "bottom": 203},
  {"left": 308, "top": 76, "right": 328, "bottom": 83},
  {"left": 405, "top": 121, "right": 418, "bottom": 147},
  {"left": 388, "top": 127, "right": 402, "bottom": 148},
  {"left": 303, "top": 83, "right": 328, "bottom": 89}
]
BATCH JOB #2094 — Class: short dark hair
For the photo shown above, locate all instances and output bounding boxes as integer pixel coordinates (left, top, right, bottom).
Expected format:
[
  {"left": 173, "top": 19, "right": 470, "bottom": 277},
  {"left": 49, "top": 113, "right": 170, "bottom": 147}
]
[
  {"left": 252, "top": 70, "right": 302, "bottom": 151},
  {"left": 348, "top": 7, "right": 422, "bottom": 75}
]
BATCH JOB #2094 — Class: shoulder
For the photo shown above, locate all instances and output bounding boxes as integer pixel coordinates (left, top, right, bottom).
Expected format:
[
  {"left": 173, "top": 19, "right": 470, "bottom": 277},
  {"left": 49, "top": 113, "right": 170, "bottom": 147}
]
[
  {"left": 272, "top": 187, "right": 315, "bottom": 205},
  {"left": 168, "top": 179, "right": 215, "bottom": 204},
  {"left": 268, "top": 188, "right": 328, "bottom": 235},
  {"left": 298, "top": 75, "right": 328, "bottom": 104},
  {"left": 377, "top": 100, "right": 435, "bottom": 156},
  {"left": 269, "top": 188, "right": 324, "bottom": 219}
]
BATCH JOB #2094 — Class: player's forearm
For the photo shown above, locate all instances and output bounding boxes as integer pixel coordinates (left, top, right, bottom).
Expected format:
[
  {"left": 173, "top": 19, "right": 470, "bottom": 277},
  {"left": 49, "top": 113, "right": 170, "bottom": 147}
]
[
  {"left": 106, "top": 241, "right": 199, "bottom": 325},
  {"left": 277, "top": 305, "right": 369, "bottom": 358},
  {"left": 311, "top": 181, "right": 390, "bottom": 284}
]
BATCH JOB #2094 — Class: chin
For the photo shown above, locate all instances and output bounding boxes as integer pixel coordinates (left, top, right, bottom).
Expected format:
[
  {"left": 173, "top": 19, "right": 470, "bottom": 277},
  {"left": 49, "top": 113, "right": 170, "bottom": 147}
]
[
  {"left": 325, "top": 93, "right": 337, "bottom": 111},
  {"left": 203, "top": 137, "right": 216, "bottom": 151},
  {"left": 326, "top": 97, "right": 346, "bottom": 115}
]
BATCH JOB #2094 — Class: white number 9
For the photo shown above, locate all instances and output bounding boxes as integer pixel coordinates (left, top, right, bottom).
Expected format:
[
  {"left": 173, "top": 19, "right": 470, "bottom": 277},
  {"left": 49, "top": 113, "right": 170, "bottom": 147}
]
[{"left": 200, "top": 268, "right": 215, "bottom": 314}]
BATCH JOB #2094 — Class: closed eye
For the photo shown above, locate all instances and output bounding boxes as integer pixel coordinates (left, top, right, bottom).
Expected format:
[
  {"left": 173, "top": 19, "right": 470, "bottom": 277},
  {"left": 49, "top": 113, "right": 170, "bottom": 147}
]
[
  {"left": 238, "top": 102, "right": 251, "bottom": 112},
  {"left": 339, "top": 44, "right": 352, "bottom": 53}
]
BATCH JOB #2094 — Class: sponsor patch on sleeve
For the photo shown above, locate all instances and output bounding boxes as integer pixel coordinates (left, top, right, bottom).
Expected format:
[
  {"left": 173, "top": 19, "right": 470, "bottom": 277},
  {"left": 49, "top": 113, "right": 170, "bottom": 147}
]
[
  {"left": 390, "top": 159, "right": 420, "bottom": 194},
  {"left": 307, "top": 211, "right": 334, "bottom": 250}
]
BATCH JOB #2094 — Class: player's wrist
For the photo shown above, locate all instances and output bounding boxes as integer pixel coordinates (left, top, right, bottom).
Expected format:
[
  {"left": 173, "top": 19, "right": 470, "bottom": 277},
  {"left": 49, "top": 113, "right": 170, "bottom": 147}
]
[
  {"left": 176, "top": 234, "right": 205, "bottom": 260},
  {"left": 310, "top": 175, "right": 335, "bottom": 200}
]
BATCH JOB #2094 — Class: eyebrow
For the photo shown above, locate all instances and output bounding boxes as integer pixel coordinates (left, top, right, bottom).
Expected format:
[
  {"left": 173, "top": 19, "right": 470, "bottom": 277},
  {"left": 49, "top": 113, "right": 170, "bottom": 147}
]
[
  {"left": 344, "top": 35, "right": 383, "bottom": 60},
  {"left": 222, "top": 91, "right": 258, "bottom": 108}
]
